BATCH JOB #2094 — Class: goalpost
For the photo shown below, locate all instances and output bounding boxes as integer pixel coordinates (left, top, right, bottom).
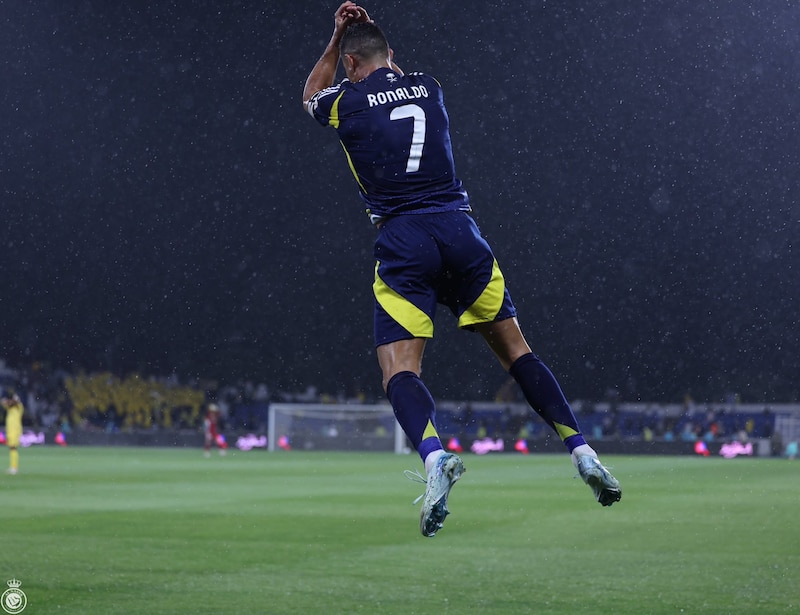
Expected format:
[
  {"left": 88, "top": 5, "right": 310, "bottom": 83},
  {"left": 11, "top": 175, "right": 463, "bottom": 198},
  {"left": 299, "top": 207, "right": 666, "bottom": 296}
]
[
  {"left": 267, "top": 403, "right": 409, "bottom": 454},
  {"left": 775, "top": 415, "right": 800, "bottom": 448}
]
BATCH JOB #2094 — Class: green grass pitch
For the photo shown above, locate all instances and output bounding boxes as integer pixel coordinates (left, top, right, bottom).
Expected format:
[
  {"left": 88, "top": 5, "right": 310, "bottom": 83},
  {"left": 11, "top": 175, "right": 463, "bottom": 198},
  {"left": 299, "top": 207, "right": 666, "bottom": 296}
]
[{"left": 0, "top": 447, "right": 797, "bottom": 614}]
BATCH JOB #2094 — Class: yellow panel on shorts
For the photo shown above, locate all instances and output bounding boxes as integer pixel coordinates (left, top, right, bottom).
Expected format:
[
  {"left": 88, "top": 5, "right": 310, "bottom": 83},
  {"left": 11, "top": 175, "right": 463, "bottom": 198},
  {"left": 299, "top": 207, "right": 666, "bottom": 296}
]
[
  {"left": 373, "top": 264, "right": 434, "bottom": 338},
  {"left": 458, "top": 259, "right": 505, "bottom": 328}
]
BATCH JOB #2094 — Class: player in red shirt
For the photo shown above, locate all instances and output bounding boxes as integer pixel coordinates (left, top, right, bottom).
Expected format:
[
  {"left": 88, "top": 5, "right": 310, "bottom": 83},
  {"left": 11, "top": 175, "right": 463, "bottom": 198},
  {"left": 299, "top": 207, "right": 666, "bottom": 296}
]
[{"left": 203, "top": 403, "right": 227, "bottom": 457}]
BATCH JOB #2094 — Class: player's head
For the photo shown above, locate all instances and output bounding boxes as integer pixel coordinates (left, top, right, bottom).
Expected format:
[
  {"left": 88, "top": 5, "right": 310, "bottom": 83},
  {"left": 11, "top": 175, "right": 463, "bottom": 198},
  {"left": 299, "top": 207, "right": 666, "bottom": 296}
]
[
  {"left": 208, "top": 403, "right": 219, "bottom": 413},
  {"left": 339, "top": 22, "right": 390, "bottom": 80}
]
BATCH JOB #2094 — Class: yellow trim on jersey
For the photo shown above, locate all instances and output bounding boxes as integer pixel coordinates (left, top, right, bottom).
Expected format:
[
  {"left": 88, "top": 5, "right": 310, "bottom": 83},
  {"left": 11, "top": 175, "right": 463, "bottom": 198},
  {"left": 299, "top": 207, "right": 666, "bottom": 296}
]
[
  {"left": 458, "top": 259, "right": 505, "bottom": 328},
  {"left": 328, "top": 91, "right": 346, "bottom": 129},
  {"left": 422, "top": 420, "right": 439, "bottom": 441},
  {"left": 340, "top": 141, "right": 367, "bottom": 193},
  {"left": 554, "top": 421, "right": 579, "bottom": 441},
  {"left": 328, "top": 91, "right": 368, "bottom": 193},
  {"left": 373, "top": 263, "right": 434, "bottom": 338}
]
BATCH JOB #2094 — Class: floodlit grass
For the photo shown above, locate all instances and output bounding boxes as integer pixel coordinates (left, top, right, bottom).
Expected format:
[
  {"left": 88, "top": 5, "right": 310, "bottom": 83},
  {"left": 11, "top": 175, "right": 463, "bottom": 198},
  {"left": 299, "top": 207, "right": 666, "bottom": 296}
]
[{"left": 0, "top": 447, "right": 797, "bottom": 614}]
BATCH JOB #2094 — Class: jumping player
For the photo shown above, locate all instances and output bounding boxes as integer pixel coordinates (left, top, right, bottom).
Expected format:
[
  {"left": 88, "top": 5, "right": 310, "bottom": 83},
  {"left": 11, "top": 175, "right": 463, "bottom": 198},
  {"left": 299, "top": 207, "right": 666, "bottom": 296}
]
[
  {"left": 1, "top": 392, "right": 23, "bottom": 475},
  {"left": 303, "top": 2, "right": 621, "bottom": 536}
]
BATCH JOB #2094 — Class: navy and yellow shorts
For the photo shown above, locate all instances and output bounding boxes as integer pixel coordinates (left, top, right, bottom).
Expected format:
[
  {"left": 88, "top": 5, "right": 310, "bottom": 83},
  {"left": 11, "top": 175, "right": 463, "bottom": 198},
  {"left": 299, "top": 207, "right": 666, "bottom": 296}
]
[{"left": 372, "top": 210, "right": 517, "bottom": 347}]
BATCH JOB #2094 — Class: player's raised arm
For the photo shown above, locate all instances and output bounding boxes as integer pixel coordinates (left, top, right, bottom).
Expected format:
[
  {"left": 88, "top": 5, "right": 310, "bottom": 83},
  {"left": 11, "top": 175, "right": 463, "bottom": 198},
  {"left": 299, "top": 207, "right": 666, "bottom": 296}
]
[{"left": 302, "top": 2, "right": 370, "bottom": 108}]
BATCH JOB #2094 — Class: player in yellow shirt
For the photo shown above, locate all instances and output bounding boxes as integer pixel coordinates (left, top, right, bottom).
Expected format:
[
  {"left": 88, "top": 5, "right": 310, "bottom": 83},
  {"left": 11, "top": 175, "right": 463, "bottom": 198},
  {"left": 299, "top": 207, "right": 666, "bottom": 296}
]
[{"left": 1, "top": 392, "right": 23, "bottom": 475}]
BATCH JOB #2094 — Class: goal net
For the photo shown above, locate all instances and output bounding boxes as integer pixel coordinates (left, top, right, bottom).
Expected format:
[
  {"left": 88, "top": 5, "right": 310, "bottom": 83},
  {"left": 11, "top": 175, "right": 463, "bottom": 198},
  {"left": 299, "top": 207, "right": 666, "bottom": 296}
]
[
  {"left": 775, "top": 415, "right": 800, "bottom": 446},
  {"left": 267, "top": 403, "right": 408, "bottom": 454}
]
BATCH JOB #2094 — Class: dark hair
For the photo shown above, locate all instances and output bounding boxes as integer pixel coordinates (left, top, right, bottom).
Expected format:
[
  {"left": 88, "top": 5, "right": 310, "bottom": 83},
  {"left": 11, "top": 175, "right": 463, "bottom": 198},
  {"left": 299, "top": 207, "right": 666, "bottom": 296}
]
[{"left": 339, "top": 22, "right": 389, "bottom": 61}]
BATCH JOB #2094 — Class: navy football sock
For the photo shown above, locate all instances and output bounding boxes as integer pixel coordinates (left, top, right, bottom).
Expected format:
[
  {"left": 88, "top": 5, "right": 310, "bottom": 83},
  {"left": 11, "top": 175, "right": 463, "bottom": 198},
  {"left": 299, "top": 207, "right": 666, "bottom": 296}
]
[
  {"left": 386, "top": 371, "right": 443, "bottom": 462},
  {"left": 509, "top": 353, "right": 587, "bottom": 453}
]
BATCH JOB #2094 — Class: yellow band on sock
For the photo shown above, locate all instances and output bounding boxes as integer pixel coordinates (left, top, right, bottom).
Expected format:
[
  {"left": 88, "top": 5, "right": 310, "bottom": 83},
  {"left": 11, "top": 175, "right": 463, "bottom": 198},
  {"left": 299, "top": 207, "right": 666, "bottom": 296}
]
[
  {"left": 422, "top": 420, "right": 439, "bottom": 441},
  {"left": 554, "top": 421, "right": 579, "bottom": 441}
]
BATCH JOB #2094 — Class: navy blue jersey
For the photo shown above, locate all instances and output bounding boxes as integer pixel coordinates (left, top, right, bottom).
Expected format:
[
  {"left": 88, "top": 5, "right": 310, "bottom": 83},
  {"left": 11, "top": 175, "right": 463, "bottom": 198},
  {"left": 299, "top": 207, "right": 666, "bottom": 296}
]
[{"left": 306, "top": 67, "right": 471, "bottom": 221}]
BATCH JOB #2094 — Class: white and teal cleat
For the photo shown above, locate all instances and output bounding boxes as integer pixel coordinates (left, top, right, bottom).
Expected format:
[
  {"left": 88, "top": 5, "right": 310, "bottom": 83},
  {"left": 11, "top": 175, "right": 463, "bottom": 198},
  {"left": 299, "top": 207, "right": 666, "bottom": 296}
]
[
  {"left": 574, "top": 454, "right": 622, "bottom": 506},
  {"left": 407, "top": 453, "right": 465, "bottom": 537}
]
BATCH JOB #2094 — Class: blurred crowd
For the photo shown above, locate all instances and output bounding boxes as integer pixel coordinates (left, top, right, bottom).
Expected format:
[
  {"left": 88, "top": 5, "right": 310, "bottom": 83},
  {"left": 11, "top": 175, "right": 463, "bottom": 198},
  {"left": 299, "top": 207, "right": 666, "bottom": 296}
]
[
  {"left": 433, "top": 398, "right": 776, "bottom": 444},
  {"left": 0, "top": 358, "right": 262, "bottom": 433},
  {"left": 0, "top": 358, "right": 791, "bottom": 448}
]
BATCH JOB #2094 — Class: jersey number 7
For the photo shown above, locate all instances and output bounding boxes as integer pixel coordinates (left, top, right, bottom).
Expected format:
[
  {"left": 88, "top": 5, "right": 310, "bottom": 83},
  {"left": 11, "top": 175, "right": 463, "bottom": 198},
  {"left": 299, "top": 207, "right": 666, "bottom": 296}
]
[{"left": 390, "top": 104, "right": 426, "bottom": 173}]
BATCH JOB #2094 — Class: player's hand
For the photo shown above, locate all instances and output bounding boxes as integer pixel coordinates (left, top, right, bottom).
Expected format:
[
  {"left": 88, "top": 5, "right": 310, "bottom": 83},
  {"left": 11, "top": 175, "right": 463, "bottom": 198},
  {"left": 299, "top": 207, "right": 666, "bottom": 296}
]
[
  {"left": 351, "top": 5, "right": 373, "bottom": 23},
  {"left": 334, "top": 2, "right": 371, "bottom": 32},
  {"left": 334, "top": 2, "right": 358, "bottom": 30}
]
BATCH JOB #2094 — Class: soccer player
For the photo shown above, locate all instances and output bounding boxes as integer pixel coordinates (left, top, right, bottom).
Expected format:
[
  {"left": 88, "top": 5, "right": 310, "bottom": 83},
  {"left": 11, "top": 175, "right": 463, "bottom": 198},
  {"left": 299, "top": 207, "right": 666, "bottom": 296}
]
[
  {"left": 1, "top": 392, "right": 24, "bottom": 475},
  {"left": 203, "top": 403, "right": 227, "bottom": 457},
  {"left": 303, "top": 2, "right": 621, "bottom": 536}
]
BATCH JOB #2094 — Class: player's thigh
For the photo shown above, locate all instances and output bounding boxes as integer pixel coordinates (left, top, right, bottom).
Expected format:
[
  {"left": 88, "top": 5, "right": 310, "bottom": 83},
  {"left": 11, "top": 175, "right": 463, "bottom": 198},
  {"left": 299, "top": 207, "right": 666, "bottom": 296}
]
[
  {"left": 436, "top": 213, "right": 517, "bottom": 328},
  {"left": 373, "top": 216, "right": 441, "bottom": 345}
]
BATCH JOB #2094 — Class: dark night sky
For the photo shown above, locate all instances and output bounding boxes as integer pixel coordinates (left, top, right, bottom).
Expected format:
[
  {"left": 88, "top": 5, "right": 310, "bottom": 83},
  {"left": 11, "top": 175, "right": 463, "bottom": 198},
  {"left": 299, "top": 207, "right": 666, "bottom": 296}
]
[{"left": 2, "top": 1, "right": 798, "bottom": 403}]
